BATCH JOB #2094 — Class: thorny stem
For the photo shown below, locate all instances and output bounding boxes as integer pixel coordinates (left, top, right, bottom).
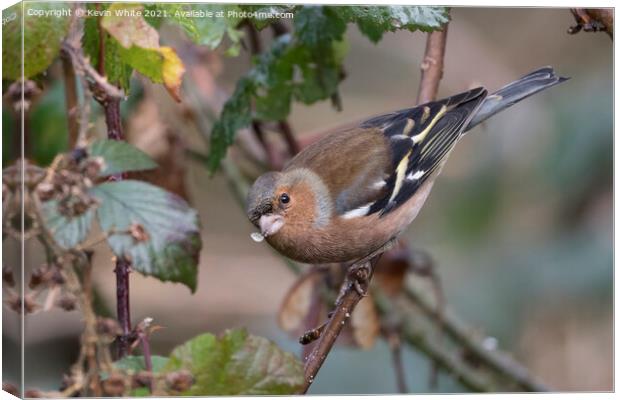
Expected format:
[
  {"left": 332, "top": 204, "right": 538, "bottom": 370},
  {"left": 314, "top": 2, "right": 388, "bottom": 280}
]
[{"left": 96, "top": 63, "right": 132, "bottom": 358}]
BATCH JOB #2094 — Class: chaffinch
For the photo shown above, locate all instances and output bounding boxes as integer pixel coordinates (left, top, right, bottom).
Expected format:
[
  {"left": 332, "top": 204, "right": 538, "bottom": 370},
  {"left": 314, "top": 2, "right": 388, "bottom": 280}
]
[{"left": 246, "top": 67, "right": 567, "bottom": 264}]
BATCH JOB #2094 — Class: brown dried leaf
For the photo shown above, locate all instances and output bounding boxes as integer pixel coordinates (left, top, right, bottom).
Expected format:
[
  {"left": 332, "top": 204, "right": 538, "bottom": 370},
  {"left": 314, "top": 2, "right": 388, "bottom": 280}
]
[
  {"left": 100, "top": 5, "right": 159, "bottom": 49},
  {"left": 373, "top": 240, "right": 411, "bottom": 296},
  {"left": 278, "top": 269, "right": 323, "bottom": 333},
  {"left": 350, "top": 295, "right": 380, "bottom": 349}
]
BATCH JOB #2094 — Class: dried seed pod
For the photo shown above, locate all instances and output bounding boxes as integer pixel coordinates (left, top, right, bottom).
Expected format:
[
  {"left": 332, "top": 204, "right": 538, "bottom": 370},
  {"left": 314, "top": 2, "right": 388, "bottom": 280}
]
[
  {"left": 96, "top": 318, "right": 123, "bottom": 337},
  {"left": 102, "top": 373, "right": 126, "bottom": 397},
  {"left": 57, "top": 293, "right": 77, "bottom": 311},
  {"left": 36, "top": 182, "right": 56, "bottom": 202},
  {"left": 82, "top": 156, "right": 106, "bottom": 180},
  {"left": 2, "top": 266, "right": 15, "bottom": 287},
  {"left": 165, "top": 370, "right": 193, "bottom": 392},
  {"left": 4, "top": 79, "right": 41, "bottom": 113},
  {"left": 50, "top": 265, "right": 65, "bottom": 285},
  {"left": 131, "top": 371, "right": 153, "bottom": 389},
  {"left": 70, "top": 147, "right": 88, "bottom": 164},
  {"left": 8, "top": 294, "right": 39, "bottom": 314},
  {"left": 29, "top": 264, "right": 51, "bottom": 289}
]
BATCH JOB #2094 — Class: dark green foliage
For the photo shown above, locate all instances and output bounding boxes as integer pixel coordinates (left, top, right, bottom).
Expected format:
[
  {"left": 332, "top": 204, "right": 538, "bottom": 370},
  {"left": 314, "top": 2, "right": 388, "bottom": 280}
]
[{"left": 207, "top": 5, "right": 449, "bottom": 172}]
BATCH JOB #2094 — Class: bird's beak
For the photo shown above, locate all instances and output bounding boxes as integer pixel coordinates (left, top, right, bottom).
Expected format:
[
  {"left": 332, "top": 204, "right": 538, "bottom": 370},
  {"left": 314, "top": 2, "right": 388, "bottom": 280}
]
[{"left": 259, "top": 214, "right": 284, "bottom": 237}]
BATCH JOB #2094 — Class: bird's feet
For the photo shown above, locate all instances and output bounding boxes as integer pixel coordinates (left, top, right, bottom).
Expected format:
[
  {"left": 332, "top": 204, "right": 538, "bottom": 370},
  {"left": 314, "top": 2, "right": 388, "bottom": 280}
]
[{"left": 348, "top": 262, "right": 372, "bottom": 297}]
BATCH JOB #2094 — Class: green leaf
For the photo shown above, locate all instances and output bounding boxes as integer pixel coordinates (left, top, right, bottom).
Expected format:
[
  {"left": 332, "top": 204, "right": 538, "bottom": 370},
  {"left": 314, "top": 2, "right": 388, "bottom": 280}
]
[
  {"left": 88, "top": 139, "right": 157, "bottom": 177},
  {"left": 114, "top": 355, "right": 170, "bottom": 374},
  {"left": 83, "top": 3, "right": 133, "bottom": 90},
  {"left": 100, "top": 4, "right": 185, "bottom": 101},
  {"left": 190, "top": 4, "right": 244, "bottom": 52},
  {"left": 208, "top": 32, "right": 346, "bottom": 171},
  {"left": 90, "top": 180, "right": 201, "bottom": 292},
  {"left": 165, "top": 329, "right": 304, "bottom": 395},
  {"left": 294, "top": 6, "right": 347, "bottom": 48},
  {"left": 41, "top": 201, "right": 95, "bottom": 249},
  {"left": 238, "top": 5, "right": 295, "bottom": 30},
  {"left": 336, "top": 6, "right": 449, "bottom": 42},
  {"left": 208, "top": 77, "right": 255, "bottom": 172},
  {"left": 2, "top": 3, "right": 71, "bottom": 80},
  {"left": 144, "top": 4, "right": 199, "bottom": 42},
  {"left": 207, "top": 5, "right": 446, "bottom": 171}
]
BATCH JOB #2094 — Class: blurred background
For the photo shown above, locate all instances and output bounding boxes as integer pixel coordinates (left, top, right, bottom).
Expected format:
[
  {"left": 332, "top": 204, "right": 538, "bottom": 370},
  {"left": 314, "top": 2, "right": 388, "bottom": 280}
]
[{"left": 3, "top": 5, "right": 613, "bottom": 394}]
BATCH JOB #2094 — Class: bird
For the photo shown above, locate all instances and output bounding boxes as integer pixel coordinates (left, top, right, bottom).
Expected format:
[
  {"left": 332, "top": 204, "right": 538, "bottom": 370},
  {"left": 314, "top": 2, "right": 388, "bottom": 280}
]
[{"left": 246, "top": 67, "right": 568, "bottom": 266}]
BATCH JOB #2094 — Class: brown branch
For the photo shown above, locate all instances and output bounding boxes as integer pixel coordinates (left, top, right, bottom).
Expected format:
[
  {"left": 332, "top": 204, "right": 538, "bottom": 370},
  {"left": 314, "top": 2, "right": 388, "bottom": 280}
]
[
  {"left": 300, "top": 257, "right": 382, "bottom": 393},
  {"left": 416, "top": 27, "right": 449, "bottom": 105},
  {"left": 63, "top": 8, "right": 132, "bottom": 358},
  {"left": 278, "top": 120, "right": 301, "bottom": 156},
  {"left": 387, "top": 331, "right": 408, "bottom": 393},
  {"left": 61, "top": 53, "right": 79, "bottom": 148},
  {"left": 402, "top": 283, "right": 550, "bottom": 392},
  {"left": 568, "top": 8, "right": 613, "bottom": 39}
]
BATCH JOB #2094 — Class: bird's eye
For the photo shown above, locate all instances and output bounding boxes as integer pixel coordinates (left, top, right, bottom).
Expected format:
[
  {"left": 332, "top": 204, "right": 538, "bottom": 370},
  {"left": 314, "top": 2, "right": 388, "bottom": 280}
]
[{"left": 279, "top": 193, "right": 290, "bottom": 204}]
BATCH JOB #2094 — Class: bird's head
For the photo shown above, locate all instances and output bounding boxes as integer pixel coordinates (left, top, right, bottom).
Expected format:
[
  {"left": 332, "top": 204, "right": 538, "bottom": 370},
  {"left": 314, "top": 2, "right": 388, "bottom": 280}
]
[
  {"left": 246, "top": 171, "right": 288, "bottom": 238},
  {"left": 246, "top": 168, "right": 333, "bottom": 241}
]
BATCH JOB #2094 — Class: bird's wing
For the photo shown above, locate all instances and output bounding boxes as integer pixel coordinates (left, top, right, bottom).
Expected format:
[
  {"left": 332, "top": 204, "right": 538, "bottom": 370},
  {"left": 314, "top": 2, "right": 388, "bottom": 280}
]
[
  {"left": 363, "top": 87, "right": 488, "bottom": 216},
  {"left": 284, "top": 87, "right": 487, "bottom": 218},
  {"left": 284, "top": 125, "right": 393, "bottom": 216}
]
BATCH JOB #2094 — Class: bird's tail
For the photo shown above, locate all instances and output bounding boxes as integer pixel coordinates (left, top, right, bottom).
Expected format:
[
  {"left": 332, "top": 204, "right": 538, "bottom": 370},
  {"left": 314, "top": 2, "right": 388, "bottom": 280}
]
[{"left": 465, "top": 66, "right": 568, "bottom": 132}]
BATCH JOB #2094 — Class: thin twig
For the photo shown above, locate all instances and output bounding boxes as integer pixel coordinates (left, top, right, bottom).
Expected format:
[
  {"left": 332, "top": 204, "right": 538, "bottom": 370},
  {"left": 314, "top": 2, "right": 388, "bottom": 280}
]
[
  {"left": 65, "top": 10, "right": 133, "bottom": 358},
  {"left": 61, "top": 52, "right": 79, "bottom": 148},
  {"left": 416, "top": 27, "right": 448, "bottom": 105},
  {"left": 61, "top": 11, "right": 95, "bottom": 148},
  {"left": 402, "top": 283, "right": 549, "bottom": 392},
  {"left": 387, "top": 331, "right": 408, "bottom": 393},
  {"left": 373, "top": 289, "right": 493, "bottom": 392},
  {"left": 278, "top": 120, "right": 301, "bottom": 156},
  {"left": 300, "top": 257, "right": 381, "bottom": 393}
]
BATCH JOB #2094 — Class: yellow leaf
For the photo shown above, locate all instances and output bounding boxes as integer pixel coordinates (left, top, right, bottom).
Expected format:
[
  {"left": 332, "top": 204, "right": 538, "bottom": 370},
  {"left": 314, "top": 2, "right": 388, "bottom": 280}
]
[{"left": 159, "top": 47, "right": 185, "bottom": 102}]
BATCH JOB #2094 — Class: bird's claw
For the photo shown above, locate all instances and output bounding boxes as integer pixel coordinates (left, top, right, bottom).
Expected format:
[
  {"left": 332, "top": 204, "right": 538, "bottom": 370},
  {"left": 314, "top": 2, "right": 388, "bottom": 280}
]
[{"left": 348, "top": 262, "right": 372, "bottom": 297}]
